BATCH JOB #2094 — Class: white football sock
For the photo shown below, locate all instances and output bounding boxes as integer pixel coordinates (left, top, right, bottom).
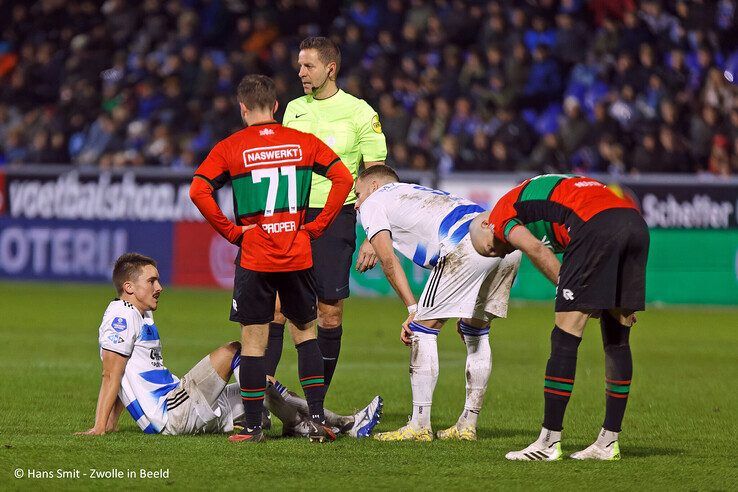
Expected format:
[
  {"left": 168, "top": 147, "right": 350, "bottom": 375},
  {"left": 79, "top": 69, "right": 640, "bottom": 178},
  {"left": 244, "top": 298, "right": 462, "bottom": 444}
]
[
  {"left": 458, "top": 332, "right": 491, "bottom": 428},
  {"left": 537, "top": 427, "right": 562, "bottom": 446},
  {"left": 595, "top": 428, "right": 619, "bottom": 447},
  {"left": 409, "top": 328, "right": 439, "bottom": 429}
]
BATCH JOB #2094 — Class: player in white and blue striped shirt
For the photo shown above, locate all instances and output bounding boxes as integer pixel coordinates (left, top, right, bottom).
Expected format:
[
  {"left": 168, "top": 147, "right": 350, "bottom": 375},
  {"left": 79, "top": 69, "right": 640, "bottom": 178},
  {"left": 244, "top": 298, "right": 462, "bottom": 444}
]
[
  {"left": 77, "top": 253, "right": 382, "bottom": 439},
  {"left": 354, "top": 166, "right": 521, "bottom": 441}
]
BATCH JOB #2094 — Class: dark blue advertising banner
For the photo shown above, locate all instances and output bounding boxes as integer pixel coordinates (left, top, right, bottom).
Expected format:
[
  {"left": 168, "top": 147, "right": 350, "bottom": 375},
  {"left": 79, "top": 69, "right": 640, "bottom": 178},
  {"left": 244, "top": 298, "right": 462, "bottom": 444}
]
[{"left": 0, "top": 218, "right": 174, "bottom": 283}]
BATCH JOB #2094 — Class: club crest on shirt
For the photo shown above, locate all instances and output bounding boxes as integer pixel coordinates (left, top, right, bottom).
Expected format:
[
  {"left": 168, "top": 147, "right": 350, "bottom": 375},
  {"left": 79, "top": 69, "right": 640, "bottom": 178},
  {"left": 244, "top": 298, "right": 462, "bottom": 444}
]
[
  {"left": 112, "top": 317, "right": 127, "bottom": 332},
  {"left": 371, "top": 114, "right": 382, "bottom": 133},
  {"left": 259, "top": 128, "right": 274, "bottom": 136}
]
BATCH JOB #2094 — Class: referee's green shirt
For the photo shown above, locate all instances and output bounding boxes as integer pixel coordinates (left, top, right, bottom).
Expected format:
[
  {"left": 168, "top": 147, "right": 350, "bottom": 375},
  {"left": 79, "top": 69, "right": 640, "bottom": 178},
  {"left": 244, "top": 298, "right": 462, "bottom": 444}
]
[{"left": 283, "top": 89, "right": 387, "bottom": 207}]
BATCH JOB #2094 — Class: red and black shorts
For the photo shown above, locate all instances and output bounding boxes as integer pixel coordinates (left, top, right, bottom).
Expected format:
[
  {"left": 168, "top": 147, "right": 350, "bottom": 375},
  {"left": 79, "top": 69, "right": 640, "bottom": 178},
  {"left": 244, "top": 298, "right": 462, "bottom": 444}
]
[
  {"left": 230, "top": 266, "right": 317, "bottom": 325},
  {"left": 556, "top": 208, "right": 649, "bottom": 313},
  {"left": 305, "top": 204, "right": 357, "bottom": 301}
]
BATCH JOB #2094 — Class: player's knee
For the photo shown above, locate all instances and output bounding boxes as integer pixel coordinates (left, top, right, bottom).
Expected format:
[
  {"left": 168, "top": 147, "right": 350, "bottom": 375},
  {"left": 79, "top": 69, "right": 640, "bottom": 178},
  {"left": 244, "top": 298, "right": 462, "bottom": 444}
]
[
  {"left": 291, "top": 325, "right": 316, "bottom": 345},
  {"left": 241, "top": 337, "right": 267, "bottom": 356},
  {"left": 601, "top": 311, "right": 631, "bottom": 349},
  {"left": 317, "top": 303, "right": 343, "bottom": 328},
  {"left": 554, "top": 311, "right": 588, "bottom": 337}
]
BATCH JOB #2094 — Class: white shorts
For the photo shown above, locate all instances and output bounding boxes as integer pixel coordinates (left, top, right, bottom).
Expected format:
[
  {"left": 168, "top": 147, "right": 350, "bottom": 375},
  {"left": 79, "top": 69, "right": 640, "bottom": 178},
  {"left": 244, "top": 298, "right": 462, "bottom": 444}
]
[
  {"left": 416, "top": 236, "right": 521, "bottom": 323},
  {"left": 161, "top": 356, "right": 243, "bottom": 435}
]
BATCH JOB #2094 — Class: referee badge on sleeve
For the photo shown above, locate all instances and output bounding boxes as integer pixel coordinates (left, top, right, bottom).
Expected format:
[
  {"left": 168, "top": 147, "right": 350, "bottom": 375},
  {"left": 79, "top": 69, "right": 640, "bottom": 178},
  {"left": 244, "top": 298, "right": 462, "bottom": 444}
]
[{"left": 371, "top": 114, "right": 382, "bottom": 134}]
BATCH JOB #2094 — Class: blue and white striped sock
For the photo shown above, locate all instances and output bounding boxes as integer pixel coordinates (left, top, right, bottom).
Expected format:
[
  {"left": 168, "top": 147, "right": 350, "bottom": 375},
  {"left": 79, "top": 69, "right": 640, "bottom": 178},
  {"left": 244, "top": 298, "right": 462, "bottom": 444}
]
[
  {"left": 272, "top": 379, "right": 290, "bottom": 398},
  {"left": 230, "top": 352, "right": 241, "bottom": 385}
]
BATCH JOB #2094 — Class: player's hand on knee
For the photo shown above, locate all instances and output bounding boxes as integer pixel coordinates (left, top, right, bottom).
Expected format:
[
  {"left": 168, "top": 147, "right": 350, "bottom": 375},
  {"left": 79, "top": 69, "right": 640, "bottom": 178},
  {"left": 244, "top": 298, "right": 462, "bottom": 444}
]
[{"left": 355, "top": 240, "right": 378, "bottom": 272}]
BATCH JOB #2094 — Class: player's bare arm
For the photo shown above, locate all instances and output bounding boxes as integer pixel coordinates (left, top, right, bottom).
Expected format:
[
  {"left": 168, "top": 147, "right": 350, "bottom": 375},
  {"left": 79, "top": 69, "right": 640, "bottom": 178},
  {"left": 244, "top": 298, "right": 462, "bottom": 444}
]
[
  {"left": 355, "top": 160, "right": 383, "bottom": 272},
  {"left": 77, "top": 349, "right": 128, "bottom": 436},
  {"left": 507, "top": 225, "right": 560, "bottom": 285},
  {"left": 189, "top": 176, "right": 245, "bottom": 243},
  {"left": 369, "top": 230, "right": 417, "bottom": 345},
  {"left": 105, "top": 397, "right": 124, "bottom": 433}
]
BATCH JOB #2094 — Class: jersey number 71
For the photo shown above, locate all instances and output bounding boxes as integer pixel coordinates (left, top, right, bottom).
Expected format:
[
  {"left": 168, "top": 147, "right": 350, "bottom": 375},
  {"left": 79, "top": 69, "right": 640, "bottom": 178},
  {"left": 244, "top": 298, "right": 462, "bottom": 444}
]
[{"left": 251, "top": 166, "right": 297, "bottom": 216}]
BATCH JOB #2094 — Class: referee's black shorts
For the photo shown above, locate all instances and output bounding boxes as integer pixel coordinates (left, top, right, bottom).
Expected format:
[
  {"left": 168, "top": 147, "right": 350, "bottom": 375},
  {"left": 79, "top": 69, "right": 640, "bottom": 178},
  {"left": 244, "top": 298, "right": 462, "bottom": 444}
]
[
  {"left": 230, "top": 266, "right": 317, "bottom": 325},
  {"left": 555, "top": 208, "right": 650, "bottom": 313},
  {"left": 304, "top": 204, "right": 357, "bottom": 301}
]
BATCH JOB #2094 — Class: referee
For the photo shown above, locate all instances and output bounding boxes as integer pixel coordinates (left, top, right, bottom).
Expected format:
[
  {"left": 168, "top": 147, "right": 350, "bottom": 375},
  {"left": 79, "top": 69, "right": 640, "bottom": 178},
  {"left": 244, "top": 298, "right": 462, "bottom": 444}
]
[{"left": 266, "top": 37, "right": 387, "bottom": 398}]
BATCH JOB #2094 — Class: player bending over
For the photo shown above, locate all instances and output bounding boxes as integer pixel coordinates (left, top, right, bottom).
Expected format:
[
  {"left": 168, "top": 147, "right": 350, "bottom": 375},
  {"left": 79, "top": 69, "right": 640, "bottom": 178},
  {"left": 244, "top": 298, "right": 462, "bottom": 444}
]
[
  {"left": 469, "top": 174, "right": 649, "bottom": 461},
  {"left": 354, "top": 166, "right": 521, "bottom": 441},
  {"left": 77, "top": 253, "right": 382, "bottom": 438}
]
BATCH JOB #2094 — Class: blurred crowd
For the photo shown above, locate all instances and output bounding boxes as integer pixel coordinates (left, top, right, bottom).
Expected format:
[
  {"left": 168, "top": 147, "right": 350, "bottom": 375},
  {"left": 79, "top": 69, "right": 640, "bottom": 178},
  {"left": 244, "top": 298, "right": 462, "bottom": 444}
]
[{"left": 1, "top": 0, "right": 738, "bottom": 176}]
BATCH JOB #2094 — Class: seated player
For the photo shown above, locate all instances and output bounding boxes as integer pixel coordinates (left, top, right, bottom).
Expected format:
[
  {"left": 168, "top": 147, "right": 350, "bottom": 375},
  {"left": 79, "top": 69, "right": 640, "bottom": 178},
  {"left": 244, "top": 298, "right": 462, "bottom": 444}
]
[
  {"left": 76, "top": 253, "right": 382, "bottom": 438},
  {"left": 353, "top": 165, "right": 521, "bottom": 441}
]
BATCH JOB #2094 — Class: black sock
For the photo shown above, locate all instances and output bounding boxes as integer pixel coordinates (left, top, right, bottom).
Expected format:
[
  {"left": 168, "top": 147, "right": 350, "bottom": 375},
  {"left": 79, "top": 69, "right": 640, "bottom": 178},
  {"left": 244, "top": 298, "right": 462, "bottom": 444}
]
[
  {"left": 601, "top": 313, "right": 632, "bottom": 433},
  {"left": 264, "top": 322, "right": 285, "bottom": 377},
  {"left": 317, "top": 325, "right": 342, "bottom": 391},
  {"left": 239, "top": 355, "right": 266, "bottom": 430},
  {"left": 296, "top": 339, "right": 325, "bottom": 423},
  {"left": 543, "top": 326, "right": 582, "bottom": 431}
]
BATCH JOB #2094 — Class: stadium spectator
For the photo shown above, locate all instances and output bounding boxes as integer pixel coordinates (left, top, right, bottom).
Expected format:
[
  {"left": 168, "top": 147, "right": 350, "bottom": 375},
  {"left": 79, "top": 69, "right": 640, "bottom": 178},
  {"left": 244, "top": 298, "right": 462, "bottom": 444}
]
[
  {"left": 659, "top": 124, "right": 694, "bottom": 173},
  {"left": 489, "top": 138, "right": 520, "bottom": 172},
  {"left": 630, "top": 132, "right": 661, "bottom": 174},
  {"left": 457, "top": 130, "right": 490, "bottom": 171},
  {"left": 1, "top": 0, "right": 737, "bottom": 175},
  {"left": 558, "top": 96, "right": 590, "bottom": 158},
  {"left": 706, "top": 133, "right": 732, "bottom": 175}
]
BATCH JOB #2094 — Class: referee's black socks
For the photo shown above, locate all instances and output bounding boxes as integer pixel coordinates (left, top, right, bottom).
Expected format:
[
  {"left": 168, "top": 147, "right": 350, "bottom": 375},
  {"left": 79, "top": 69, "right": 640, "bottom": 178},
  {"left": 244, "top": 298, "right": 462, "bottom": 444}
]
[
  {"left": 317, "top": 325, "right": 342, "bottom": 391},
  {"left": 264, "top": 322, "right": 285, "bottom": 377},
  {"left": 296, "top": 338, "right": 326, "bottom": 423},
  {"left": 601, "top": 312, "right": 633, "bottom": 433},
  {"left": 543, "top": 326, "right": 581, "bottom": 431}
]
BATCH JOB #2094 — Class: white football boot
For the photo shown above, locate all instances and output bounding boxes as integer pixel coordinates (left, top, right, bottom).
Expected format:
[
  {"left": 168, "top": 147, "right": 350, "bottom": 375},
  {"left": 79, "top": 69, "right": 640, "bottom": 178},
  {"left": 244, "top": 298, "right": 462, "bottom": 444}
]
[
  {"left": 505, "top": 427, "right": 563, "bottom": 461},
  {"left": 571, "top": 428, "right": 621, "bottom": 460}
]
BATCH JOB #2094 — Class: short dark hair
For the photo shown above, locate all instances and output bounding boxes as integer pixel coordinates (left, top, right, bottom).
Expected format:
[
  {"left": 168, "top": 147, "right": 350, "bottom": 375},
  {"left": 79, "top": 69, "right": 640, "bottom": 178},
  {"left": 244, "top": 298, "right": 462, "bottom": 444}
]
[
  {"left": 358, "top": 165, "right": 400, "bottom": 183},
  {"left": 236, "top": 74, "right": 277, "bottom": 111},
  {"left": 299, "top": 37, "right": 341, "bottom": 75},
  {"left": 113, "top": 253, "right": 157, "bottom": 295}
]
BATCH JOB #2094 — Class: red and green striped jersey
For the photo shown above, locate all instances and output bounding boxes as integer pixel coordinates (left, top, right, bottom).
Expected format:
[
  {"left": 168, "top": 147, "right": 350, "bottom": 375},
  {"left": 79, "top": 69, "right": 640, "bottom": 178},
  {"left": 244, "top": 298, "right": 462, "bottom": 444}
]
[
  {"left": 193, "top": 123, "right": 343, "bottom": 272},
  {"left": 489, "top": 174, "right": 638, "bottom": 253}
]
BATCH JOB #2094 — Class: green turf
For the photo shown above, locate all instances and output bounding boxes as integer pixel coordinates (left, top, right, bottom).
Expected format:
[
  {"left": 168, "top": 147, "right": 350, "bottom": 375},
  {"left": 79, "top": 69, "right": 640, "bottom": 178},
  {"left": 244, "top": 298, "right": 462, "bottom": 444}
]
[{"left": 1, "top": 282, "right": 737, "bottom": 490}]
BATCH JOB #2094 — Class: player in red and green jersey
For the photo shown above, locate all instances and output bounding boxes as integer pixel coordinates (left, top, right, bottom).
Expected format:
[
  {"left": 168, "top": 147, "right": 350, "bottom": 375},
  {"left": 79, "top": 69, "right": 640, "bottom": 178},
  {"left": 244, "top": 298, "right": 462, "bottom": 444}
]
[
  {"left": 189, "top": 75, "right": 352, "bottom": 443},
  {"left": 470, "top": 174, "right": 650, "bottom": 461}
]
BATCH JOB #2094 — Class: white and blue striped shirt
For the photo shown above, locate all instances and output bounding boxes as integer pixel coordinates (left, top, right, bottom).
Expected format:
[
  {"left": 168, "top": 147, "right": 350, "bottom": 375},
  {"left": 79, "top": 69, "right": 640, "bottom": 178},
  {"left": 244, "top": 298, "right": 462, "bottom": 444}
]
[
  {"left": 98, "top": 300, "right": 180, "bottom": 433},
  {"left": 358, "top": 182, "right": 484, "bottom": 269}
]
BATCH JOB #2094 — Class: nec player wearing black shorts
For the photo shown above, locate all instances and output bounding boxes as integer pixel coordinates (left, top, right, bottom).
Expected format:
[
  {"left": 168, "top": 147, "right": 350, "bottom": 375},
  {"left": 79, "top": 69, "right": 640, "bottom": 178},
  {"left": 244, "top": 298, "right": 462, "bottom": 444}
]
[
  {"left": 470, "top": 174, "right": 649, "bottom": 461},
  {"left": 190, "top": 74, "right": 353, "bottom": 443}
]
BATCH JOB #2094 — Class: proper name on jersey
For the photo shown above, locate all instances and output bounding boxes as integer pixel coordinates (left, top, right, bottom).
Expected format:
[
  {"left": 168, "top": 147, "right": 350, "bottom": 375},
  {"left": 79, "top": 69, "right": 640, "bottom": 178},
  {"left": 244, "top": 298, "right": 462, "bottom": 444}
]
[
  {"left": 358, "top": 183, "right": 484, "bottom": 269},
  {"left": 98, "top": 299, "right": 180, "bottom": 434}
]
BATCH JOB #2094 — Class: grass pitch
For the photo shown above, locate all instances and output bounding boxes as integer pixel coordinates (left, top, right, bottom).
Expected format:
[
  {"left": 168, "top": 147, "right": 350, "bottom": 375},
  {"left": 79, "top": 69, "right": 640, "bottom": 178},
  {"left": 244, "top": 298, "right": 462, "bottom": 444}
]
[{"left": 1, "top": 281, "right": 737, "bottom": 490}]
